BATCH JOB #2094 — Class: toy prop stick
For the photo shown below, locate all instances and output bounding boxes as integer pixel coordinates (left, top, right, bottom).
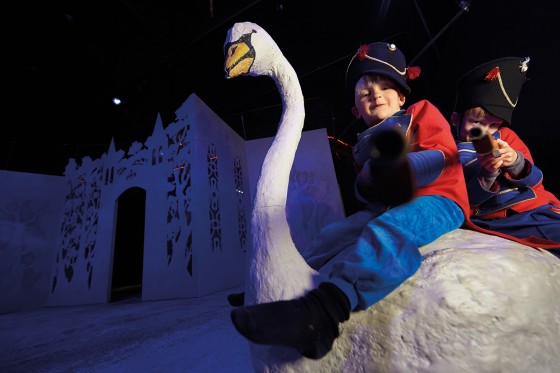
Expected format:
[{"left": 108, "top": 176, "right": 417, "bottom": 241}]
[{"left": 469, "top": 126, "right": 500, "bottom": 158}]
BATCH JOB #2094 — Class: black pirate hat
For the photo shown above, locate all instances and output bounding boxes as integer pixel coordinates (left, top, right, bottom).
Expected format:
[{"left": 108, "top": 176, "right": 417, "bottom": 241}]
[
  {"left": 454, "top": 57, "right": 530, "bottom": 125},
  {"left": 345, "top": 42, "right": 421, "bottom": 96}
]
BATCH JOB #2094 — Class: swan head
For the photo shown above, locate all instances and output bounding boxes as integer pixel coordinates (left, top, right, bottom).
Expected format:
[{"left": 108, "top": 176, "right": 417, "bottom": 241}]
[{"left": 224, "top": 22, "right": 282, "bottom": 79}]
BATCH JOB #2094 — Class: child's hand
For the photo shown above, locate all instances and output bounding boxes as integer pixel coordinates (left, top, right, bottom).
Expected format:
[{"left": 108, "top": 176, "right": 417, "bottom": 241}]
[
  {"left": 494, "top": 139, "right": 518, "bottom": 168},
  {"left": 477, "top": 152, "right": 502, "bottom": 174}
]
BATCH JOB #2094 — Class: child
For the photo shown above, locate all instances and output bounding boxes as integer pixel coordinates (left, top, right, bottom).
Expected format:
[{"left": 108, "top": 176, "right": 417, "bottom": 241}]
[
  {"left": 451, "top": 57, "right": 560, "bottom": 250},
  {"left": 230, "top": 42, "right": 471, "bottom": 359}
]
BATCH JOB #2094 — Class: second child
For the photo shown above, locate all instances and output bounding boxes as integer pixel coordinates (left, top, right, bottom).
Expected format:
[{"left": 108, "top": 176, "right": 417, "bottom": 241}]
[{"left": 451, "top": 56, "right": 560, "bottom": 251}]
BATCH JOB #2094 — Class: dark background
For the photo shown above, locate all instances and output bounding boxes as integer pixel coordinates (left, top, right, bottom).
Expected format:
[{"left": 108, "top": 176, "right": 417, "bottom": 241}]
[{"left": 2, "top": 0, "right": 559, "bottom": 207}]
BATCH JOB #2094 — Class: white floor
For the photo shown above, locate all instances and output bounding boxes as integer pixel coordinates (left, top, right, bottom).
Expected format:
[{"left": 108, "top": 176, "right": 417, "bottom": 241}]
[{"left": 1, "top": 287, "right": 253, "bottom": 373}]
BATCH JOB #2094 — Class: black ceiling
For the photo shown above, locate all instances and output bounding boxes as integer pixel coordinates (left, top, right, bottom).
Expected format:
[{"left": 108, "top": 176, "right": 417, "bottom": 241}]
[{"left": 2, "top": 0, "right": 559, "bottom": 199}]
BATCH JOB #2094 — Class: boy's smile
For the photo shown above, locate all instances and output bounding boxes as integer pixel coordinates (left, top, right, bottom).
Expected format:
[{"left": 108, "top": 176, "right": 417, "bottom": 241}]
[{"left": 352, "top": 75, "right": 406, "bottom": 127}]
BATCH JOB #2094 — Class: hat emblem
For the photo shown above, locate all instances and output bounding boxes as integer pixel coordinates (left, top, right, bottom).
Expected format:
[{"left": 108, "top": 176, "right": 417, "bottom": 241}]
[{"left": 520, "top": 56, "right": 530, "bottom": 72}]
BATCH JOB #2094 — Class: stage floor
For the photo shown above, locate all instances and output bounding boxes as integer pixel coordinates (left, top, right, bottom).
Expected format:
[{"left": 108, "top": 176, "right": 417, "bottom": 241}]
[{"left": 1, "top": 287, "right": 252, "bottom": 373}]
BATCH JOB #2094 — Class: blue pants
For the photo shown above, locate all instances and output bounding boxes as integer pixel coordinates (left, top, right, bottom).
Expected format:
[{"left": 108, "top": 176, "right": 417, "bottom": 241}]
[{"left": 304, "top": 195, "right": 464, "bottom": 310}]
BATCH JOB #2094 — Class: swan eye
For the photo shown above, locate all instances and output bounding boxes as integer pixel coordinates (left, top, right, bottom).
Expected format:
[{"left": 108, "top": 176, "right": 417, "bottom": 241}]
[{"left": 224, "top": 42, "right": 239, "bottom": 58}]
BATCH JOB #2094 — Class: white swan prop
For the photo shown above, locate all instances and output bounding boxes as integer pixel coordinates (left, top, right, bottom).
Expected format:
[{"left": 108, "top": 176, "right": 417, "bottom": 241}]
[
  {"left": 224, "top": 22, "right": 560, "bottom": 373},
  {"left": 224, "top": 22, "right": 319, "bottom": 307}
]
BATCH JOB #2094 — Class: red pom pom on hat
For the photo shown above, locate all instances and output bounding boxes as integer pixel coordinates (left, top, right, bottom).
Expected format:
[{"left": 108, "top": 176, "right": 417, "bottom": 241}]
[
  {"left": 484, "top": 66, "right": 500, "bottom": 81},
  {"left": 358, "top": 44, "right": 369, "bottom": 61},
  {"left": 406, "top": 66, "right": 421, "bottom": 80}
]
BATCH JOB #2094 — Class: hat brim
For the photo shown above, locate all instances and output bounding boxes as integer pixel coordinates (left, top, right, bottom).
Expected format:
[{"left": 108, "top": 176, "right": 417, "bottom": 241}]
[{"left": 482, "top": 104, "right": 513, "bottom": 125}]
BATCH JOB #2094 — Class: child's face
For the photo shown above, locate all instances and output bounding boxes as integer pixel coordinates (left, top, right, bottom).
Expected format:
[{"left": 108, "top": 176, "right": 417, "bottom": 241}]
[
  {"left": 452, "top": 107, "right": 504, "bottom": 141},
  {"left": 352, "top": 74, "right": 405, "bottom": 127}
]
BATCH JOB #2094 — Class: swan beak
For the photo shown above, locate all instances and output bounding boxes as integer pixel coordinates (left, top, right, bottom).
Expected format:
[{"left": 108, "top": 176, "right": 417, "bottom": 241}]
[{"left": 224, "top": 41, "right": 254, "bottom": 79}]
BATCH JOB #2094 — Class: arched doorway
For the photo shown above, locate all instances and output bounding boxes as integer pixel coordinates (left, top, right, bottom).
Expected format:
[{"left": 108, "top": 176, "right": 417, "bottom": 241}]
[{"left": 110, "top": 187, "right": 146, "bottom": 302}]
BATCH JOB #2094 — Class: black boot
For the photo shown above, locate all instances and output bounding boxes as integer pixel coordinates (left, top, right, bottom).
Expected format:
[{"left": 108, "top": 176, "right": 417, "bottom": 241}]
[
  {"left": 357, "top": 127, "right": 415, "bottom": 206},
  {"left": 227, "top": 292, "right": 245, "bottom": 307},
  {"left": 230, "top": 282, "right": 350, "bottom": 359}
]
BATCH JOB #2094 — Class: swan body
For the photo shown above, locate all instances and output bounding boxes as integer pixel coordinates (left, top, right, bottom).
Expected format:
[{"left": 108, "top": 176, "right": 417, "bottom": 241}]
[{"left": 223, "top": 22, "right": 560, "bottom": 372}]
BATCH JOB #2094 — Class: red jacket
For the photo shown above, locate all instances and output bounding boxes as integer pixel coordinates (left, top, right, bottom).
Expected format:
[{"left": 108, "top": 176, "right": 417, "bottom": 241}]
[{"left": 404, "top": 100, "right": 471, "bottom": 218}]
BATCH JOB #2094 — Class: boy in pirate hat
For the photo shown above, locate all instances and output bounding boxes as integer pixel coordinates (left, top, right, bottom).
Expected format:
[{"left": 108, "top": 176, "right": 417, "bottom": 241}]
[
  {"left": 230, "top": 42, "right": 471, "bottom": 359},
  {"left": 451, "top": 57, "right": 560, "bottom": 251}
]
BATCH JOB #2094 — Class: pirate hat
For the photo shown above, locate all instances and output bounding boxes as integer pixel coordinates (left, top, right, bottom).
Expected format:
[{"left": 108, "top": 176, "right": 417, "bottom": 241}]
[
  {"left": 454, "top": 57, "right": 530, "bottom": 125},
  {"left": 345, "top": 42, "right": 421, "bottom": 96}
]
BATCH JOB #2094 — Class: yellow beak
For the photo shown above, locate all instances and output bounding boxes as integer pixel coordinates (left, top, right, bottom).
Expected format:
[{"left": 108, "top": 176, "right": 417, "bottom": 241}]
[{"left": 224, "top": 41, "right": 254, "bottom": 79}]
